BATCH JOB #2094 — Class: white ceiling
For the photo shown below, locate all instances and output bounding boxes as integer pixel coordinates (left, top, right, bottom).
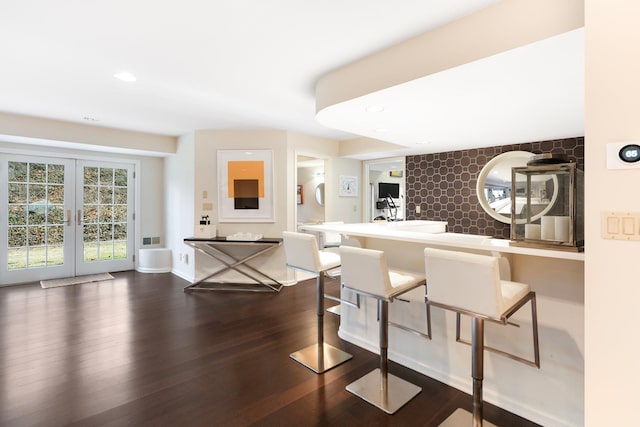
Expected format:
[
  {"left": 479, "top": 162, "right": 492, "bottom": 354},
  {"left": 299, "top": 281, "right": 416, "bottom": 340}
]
[{"left": 0, "top": 0, "right": 583, "bottom": 159}]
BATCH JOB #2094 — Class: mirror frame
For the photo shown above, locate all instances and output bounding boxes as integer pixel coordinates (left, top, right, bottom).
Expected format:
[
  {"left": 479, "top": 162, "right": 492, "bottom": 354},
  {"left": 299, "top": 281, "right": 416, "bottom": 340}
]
[
  {"left": 476, "top": 151, "right": 558, "bottom": 224},
  {"left": 315, "top": 182, "right": 325, "bottom": 206}
]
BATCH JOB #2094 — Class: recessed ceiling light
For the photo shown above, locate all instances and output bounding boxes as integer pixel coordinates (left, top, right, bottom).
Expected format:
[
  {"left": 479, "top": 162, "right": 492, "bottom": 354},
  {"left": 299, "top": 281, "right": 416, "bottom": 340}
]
[
  {"left": 114, "top": 72, "right": 137, "bottom": 82},
  {"left": 365, "top": 105, "right": 385, "bottom": 113},
  {"left": 83, "top": 116, "right": 100, "bottom": 122}
]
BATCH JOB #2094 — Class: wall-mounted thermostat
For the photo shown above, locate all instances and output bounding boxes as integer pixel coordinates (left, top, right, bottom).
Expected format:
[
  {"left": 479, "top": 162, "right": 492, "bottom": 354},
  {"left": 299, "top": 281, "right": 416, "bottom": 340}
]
[{"left": 607, "top": 142, "right": 640, "bottom": 169}]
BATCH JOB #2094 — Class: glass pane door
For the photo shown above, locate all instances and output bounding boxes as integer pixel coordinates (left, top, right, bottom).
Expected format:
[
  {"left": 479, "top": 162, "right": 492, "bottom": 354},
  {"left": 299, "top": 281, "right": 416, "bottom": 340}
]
[
  {"left": 1, "top": 155, "right": 75, "bottom": 285},
  {"left": 75, "top": 161, "right": 134, "bottom": 276}
]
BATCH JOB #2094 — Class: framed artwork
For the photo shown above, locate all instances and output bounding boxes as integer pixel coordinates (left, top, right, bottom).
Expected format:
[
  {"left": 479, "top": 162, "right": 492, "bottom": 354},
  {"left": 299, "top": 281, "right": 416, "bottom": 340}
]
[
  {"left": 296, "top": 185, "right": 303, "bottom": 204},
  {"left": 217, "top": 149, "right": 275, "bottom": 222},
  {"left": 339, "top": 175, "right": 358, "bottom": 197}
]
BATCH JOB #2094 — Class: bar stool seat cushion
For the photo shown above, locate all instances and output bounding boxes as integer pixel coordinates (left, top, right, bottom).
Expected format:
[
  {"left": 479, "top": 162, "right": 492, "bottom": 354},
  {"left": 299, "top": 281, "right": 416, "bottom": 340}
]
[
  {"left": 425, "top": 248, "right": 530, "bottom": 319},
  {"left": 340, "top": 246, "right": 424, "bottom": 300},
  {"left": 318, "top": 251, "right": 341, "bottom": 272},
  {"left": 283, "top": 231, "right": 340, "bottom": 274},
  {"left": 501, "top": 280, "right": 531, "bottom": 313}
]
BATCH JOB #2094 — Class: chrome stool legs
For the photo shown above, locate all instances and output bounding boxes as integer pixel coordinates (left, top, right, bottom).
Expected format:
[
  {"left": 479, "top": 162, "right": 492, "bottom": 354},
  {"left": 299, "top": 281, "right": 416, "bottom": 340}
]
[
  {"left": 346, "top": 299, "right": 421, "bottom": 414},
  {"left": 289, "top": 272, "right": 352, "bottom": 373}
]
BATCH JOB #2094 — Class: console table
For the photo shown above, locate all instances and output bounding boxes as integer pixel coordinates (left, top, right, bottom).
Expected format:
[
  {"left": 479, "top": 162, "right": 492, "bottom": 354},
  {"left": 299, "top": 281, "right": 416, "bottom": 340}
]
[{"left": 183, "top": 237, "right": 284, "bottom": 292}]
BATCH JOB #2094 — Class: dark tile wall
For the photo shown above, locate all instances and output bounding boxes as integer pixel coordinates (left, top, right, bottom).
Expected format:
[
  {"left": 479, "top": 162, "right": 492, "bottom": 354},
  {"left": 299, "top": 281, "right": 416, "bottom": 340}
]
[{"left": 405, "top": 137, "right": 584, "bottom": 239}]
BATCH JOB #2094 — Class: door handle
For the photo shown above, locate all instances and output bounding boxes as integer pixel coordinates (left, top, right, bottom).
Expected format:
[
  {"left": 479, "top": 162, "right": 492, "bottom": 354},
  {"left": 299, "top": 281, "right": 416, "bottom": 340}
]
[
  {"left": 77, "top": 210, "right": 82, "bottom": 226},
  {"left": 66, "top": 210, "right": 72, "bottom": 226}
]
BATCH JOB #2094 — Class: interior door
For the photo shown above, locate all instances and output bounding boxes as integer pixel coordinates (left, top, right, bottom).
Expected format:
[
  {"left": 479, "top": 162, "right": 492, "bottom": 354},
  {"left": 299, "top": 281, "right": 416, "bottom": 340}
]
[
  {"left": 74, "top": 161, "right": 134, "bottom": 276},
  {"left": 1, "top": 155, "right": 76, "bottom": 285}
]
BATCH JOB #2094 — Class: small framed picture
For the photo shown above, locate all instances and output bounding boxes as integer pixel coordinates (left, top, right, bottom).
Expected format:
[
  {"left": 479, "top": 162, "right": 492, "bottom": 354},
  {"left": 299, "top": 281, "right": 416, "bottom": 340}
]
[{"left": 296, "top": 185, "right": 303, "bottom": 204}]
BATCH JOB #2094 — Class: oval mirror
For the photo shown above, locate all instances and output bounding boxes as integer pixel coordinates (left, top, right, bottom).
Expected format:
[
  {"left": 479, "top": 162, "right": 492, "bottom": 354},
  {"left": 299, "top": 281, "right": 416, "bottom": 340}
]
[
  {"left": 476, "top": 151, "right": 558, "bottom": 224},
  {"left": 315, "top": 183, "right": 325, "bottom": 206}
]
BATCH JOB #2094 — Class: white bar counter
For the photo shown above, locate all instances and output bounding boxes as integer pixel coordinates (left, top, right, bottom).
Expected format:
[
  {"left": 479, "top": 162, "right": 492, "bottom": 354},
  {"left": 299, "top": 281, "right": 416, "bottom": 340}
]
[{"left": 302, "top": 221, "right": 584, "bottom": 427}]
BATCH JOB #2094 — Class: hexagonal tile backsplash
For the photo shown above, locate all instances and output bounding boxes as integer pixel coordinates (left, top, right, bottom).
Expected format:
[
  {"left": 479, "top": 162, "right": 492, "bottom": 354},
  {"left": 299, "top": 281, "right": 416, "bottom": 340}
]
[{"left": 405, "top": 137, "right": 584, "bottom": 239}]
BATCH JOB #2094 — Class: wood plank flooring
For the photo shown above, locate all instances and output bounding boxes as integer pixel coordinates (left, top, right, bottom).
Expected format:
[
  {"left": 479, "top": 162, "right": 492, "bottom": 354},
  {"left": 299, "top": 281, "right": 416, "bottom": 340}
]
[{"left": 0, "top": 271, "right": 540, "bottom": 426}]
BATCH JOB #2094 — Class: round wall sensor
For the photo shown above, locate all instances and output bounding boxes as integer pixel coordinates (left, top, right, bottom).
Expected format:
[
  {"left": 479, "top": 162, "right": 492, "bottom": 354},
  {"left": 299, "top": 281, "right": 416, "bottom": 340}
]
[{"left": 619, "top": 144, "right": 640, "bottom": 163}]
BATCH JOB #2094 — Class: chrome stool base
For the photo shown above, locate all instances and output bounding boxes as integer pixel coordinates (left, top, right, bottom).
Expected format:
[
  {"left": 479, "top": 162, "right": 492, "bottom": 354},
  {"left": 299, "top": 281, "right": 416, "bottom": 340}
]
[
  {"left": 326, "top": 304, "right": 341, "bottom": 316},
  {"left": 289, "top": 343, "right": 352, "bottom": 374},
  {"left": 439, "top": 408, "right": 498, "bottom": 427},
  {"left": 346, "top": 368, "right": 421, "bottom": 414}
]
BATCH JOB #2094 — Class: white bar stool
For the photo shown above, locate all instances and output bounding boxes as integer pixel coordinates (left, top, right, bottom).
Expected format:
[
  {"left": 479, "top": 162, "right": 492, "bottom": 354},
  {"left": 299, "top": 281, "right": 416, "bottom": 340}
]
[
  {"left": 424, "top": 248, "right": 540, "bottom": 426},
  {"left": 282, "top": 231, "right": 352, "bottom": 373},
  {"left": 320, "top": 225, "right": 361, "bottom": 316},
  {"left": 340, "top": 245, "right": 425, "bottom": 414}
]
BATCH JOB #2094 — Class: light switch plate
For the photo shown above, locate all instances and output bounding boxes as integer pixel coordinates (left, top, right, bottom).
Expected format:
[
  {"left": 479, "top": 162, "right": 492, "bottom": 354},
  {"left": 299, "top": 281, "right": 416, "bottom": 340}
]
[{"left": 602, "top": 211, "right": 640, "bottom": 240}]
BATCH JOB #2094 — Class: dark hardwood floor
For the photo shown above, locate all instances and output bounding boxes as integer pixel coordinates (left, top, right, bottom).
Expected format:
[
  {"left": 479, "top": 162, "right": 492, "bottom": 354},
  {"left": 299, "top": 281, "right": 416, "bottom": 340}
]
[{"left": 0, "top": 271, "right": 540, "bottom": 426}]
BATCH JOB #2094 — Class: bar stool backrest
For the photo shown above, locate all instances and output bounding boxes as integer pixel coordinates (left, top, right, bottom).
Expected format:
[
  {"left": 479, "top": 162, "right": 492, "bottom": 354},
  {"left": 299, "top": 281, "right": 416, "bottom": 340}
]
[
  {"left": 340, "top": 246, "right": 393, "bottom": 298},
  {"left": 283, "top": 231, "right": 322, "bottom": 274},
  {"left": 424, "top": 248, "right": 503, "bottom": 319}
]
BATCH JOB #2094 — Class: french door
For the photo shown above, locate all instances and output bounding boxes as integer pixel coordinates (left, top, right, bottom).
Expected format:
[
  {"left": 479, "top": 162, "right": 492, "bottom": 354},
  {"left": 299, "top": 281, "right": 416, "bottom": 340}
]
[{"left": 0, "top": 154, "right": 135, "bottom": 285}]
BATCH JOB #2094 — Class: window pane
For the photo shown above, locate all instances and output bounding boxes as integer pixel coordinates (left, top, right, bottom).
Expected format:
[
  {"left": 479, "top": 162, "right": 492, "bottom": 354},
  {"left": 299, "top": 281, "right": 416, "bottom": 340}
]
[
  {"left": 48, "top": 225, "right": 64, "bottom": 244},
  {"left": 47, "top": 245, "right": 64, "bottom": 266},
  {"left": 114, "top": 168, "right": 127, "bottom": 186},
  {"left": 99, "top": 224, "right": 113, "bottom": 241},
  {"left": 8, "top": 227, "right": 26, "bottom": 247},
  {"left": 84, "top": 167, "right": 99, "bottom": 185},
  {"left": 99, "top": 206, "right": 113, "bottom": 223},
  {"left": 29, "top": 163, "right": 47, "bottom": 183},
  {"left": 48, "top": 205, "right": 64, "bottom": 224},
  {"left": 83, "top": 224, "right": 98, "bottom": 242},
  {"left": 114, "top": 223, "right": 127, "bottom": 240},
  {"left": 29, "top": 247, "right": 46, "bottom": 267},
  {"left": 8, "top": 162, "right": 27, "bottom": 182},
  {"left": 8, "top": 183, "right": 27, "bottom": 203},
  {"left": 99, "top": 242, "right": 114, "bottom": 260},
  {"left": 8, "top": 248, "right": 26, "bottom": 270},
  {"left": 114, "top": 240, "right": 127, "bottom": 259},
  {"left": 84, "top": 242, "right": 98, "bottom": 262},
  {"left": 100, "top": 168, "right": 114, "bottom": 185},
  {"left": 114, "top": 187, "right": 127, "bottom": 204},
  {"left": 28, "top": 208, "right": 46, "bottom": 225},
  {"left": 48, "top": 164, "right": 65, "bottom": 184},
  {"left": 84, "top": 186, "right": 98, "bottom": 204},
  {"left": 8, "top": 205, "right": 27, "bottom": 225},
  {"left": 84, "top": 206, "right": 98, "bottom": 223},
  {"left": 48, "top": 184, "right": 64, "bottom": 203},
  {"left": 113, "top": 205, "right": 127, "bottom": 222},
  {"left": 28, "top": 226, "right": 46, "bottom": 246},
  {"left": 29, "top": 184, "right": 46, "bottom": 203},
  {"left": 99, "top": 187, "right": 113, "bottom": 204}
]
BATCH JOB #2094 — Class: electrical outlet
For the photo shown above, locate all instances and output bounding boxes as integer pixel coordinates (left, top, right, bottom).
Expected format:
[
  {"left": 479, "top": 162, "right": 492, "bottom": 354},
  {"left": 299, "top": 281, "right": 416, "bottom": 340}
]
[{"left": 416, "top": 205, "right": 421, "bottom": 214}]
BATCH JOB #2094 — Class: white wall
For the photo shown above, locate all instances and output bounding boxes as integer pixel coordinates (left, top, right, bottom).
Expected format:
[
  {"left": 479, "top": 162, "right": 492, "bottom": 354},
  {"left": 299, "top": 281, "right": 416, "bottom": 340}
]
[
  {"left": 585, "top": 2, "right": 640, "bottom": 425},
  {"left": 324, "top": 157, "right": 362, "bottom": 223},
  {"left": 189, "top": 130, "right": 289, "bottom": 284},
  {"left": 165, "top": 133, "right": 195, "bottom": 281},
  {"left": 296, "top": 165, "right": 325, "bottom": 224}
]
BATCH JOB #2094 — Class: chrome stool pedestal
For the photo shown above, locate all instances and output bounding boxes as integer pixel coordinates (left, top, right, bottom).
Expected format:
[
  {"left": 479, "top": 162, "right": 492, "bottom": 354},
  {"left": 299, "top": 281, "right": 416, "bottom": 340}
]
[
  {"left": 341, "top": 246, "right": 426, "bottom": 414},
  {"left": 283, "top": 231, "right": 352, "bottom": 374}
]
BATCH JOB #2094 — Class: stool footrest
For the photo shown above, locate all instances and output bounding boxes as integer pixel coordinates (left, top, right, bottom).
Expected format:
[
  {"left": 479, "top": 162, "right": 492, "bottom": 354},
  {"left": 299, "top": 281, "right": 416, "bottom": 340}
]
[
  {"left": 289, "top": 343, "right": 352, "bottom": 373},
  {"left": 345, "top": 368, "right": 421, "bottom": 414}
]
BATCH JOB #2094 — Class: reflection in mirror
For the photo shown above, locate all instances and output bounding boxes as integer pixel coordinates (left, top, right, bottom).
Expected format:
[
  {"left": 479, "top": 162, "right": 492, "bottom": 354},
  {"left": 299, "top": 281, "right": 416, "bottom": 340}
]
[
  {"left": 476, "top": 151, "right": 558, "bottom": 224},
  {"left": 315, "top": 183, "right": 325, "bottom": 206}
]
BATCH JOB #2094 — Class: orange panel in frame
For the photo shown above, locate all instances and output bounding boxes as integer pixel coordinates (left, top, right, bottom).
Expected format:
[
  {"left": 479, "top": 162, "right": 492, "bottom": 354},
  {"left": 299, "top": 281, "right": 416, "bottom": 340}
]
[{"left": 228, "top": 161, "right": 264, "bottom": 198}]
